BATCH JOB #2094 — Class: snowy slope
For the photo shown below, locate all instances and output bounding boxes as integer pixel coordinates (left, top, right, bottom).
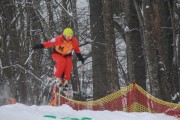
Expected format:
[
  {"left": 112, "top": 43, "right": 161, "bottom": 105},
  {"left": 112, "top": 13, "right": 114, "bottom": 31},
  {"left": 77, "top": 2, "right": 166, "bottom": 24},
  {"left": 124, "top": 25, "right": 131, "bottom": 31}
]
[{"left": 0, "top": 103, "right": 177, "bottom": 120}]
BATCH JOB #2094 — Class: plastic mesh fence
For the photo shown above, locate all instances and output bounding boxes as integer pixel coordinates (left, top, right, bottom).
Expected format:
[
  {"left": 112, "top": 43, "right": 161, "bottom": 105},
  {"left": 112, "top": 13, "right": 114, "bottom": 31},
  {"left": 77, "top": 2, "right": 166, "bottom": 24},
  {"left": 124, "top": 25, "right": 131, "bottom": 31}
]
[{"left": 52, "top": 83, "right": 180, "bottom": 118}]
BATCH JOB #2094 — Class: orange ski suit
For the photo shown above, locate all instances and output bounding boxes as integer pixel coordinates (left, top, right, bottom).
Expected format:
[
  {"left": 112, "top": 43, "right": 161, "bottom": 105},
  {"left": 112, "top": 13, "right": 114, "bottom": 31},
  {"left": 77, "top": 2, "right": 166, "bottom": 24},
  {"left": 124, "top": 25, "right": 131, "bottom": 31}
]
[{"left": 43, "top": 34, "right": 81, "bottom": 80}]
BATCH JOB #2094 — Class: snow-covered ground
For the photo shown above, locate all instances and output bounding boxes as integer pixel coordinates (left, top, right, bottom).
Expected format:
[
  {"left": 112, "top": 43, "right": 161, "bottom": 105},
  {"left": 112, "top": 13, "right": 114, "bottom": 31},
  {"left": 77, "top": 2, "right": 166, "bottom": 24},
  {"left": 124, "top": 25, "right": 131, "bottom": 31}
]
[{"left": 0, "top": 103, "right": 177, "bottom": 120}]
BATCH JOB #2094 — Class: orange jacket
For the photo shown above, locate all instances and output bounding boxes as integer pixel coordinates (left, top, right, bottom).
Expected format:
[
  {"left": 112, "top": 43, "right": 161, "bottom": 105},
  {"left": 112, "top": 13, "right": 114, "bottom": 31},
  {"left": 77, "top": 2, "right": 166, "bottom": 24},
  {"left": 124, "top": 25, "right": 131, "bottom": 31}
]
[{"left": 43, "top": 34, "right": 81, "bottom": 55}]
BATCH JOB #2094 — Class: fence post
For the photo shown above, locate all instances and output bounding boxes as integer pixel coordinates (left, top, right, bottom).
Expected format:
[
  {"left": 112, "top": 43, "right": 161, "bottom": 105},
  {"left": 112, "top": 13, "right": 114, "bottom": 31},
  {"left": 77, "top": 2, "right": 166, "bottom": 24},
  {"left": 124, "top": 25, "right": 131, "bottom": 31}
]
[{"left": 128, "top": 80, "right": 136, "bottom": 112}]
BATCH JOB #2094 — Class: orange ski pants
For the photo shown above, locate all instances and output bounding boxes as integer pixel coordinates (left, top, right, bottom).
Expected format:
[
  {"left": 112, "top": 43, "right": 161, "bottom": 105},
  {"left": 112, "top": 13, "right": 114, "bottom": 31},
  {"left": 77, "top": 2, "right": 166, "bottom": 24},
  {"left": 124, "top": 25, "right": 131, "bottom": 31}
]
[{"left": 52, "top": 53, "right": 73, "bottom": 80}]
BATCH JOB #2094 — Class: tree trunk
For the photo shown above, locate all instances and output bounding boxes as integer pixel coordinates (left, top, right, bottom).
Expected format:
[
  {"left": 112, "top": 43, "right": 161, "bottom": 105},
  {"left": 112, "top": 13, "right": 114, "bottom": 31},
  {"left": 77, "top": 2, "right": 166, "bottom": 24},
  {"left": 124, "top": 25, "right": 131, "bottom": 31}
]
[
  {"left": 168, "top": 0, "right": 180, "bottom": 102},
  {"left": 154, "top": 0, "right": 172, "bottom": 101},
  {"left": 124, "top": 0, "right": 146, "bottom": 89},
  {"left": 71, "top": 0, "right": 84, "bottom": 100},
  {"left": 102, "top": 0, "right": 120, "bottom": 94},
  {"left": 89, "top": 0, "right": 109, "bottom": 100},
  {"left": 142, "top": 0, "right": 161, "bottom": 98}
]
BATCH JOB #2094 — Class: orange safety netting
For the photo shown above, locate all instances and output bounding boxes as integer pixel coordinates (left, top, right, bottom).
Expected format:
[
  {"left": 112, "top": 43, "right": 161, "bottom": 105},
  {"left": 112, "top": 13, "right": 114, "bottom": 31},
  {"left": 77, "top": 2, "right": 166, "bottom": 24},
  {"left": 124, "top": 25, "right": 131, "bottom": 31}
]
[{"left": 50, "top": 83, "right": 180, "bottom": 118}]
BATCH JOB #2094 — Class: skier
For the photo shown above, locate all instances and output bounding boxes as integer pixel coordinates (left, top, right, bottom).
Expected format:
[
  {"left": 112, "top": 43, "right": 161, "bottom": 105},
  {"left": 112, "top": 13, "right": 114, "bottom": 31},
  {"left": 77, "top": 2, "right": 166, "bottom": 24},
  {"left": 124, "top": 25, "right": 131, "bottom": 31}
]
[{"left": 33, "top": 28, "right": 85, "bottom": 89}]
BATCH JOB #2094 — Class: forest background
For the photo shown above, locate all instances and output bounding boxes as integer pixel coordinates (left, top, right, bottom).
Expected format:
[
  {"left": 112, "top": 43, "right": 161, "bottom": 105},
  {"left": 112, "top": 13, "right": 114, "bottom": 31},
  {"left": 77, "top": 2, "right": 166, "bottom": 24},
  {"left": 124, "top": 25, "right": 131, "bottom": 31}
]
[{"left": 0, "top": 0, "right": 180, "bottom": 105}]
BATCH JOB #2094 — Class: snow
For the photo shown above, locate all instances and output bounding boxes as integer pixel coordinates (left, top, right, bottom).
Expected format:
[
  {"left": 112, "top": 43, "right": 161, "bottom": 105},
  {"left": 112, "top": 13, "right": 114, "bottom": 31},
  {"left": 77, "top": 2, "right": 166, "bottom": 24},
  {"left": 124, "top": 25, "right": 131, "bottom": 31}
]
[
  {"left": 146, "top": 5, "right": 150, "bottom": 9},
  {"left": 124, "top": 26, "right": 130, "bottom": 32},
  {"left": 0, "top": 103, "right": 177, "bottom": 120},
  {"left": 176, "top": 3, "right": 180, "bottom": 9}
]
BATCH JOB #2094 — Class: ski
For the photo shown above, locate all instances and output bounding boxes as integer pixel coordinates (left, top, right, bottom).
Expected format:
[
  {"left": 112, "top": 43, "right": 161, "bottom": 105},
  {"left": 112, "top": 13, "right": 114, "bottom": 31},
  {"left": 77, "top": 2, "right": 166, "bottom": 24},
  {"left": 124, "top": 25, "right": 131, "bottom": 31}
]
[
  {"left": 58, "top": 84, "right": 79, "bottom": 98},
  {"left": 53, "top": 83, "right": 58, "bottom": 106},
  {"left": 50, "top": 81, "right": 79, "bottom": 106},
  {"left": 58, "top": 85, "right": 62, "bottom": 106}
]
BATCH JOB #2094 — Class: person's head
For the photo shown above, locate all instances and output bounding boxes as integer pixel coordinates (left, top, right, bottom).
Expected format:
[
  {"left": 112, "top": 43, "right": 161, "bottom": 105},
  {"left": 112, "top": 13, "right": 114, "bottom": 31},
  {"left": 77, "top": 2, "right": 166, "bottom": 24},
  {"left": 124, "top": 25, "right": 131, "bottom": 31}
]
[{"left": 63, "top": 28, "right": 74, "bottom": 41}]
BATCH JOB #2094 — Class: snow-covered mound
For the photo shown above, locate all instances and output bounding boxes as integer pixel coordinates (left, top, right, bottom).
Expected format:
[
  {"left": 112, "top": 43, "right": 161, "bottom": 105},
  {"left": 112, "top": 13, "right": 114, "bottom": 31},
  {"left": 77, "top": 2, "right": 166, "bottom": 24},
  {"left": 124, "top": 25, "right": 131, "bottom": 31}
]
[{"left": 0, "top": 103, "right": 177, "bottom": 120}]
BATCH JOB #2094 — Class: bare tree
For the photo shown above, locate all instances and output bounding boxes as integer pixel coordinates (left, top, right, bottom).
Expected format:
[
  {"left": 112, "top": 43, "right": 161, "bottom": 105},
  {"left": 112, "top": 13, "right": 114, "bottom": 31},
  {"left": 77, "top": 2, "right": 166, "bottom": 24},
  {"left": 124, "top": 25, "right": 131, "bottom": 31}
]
[
  {"left": 123, "top": 0, "right": 146, "bottom": 89},
  {"left": 152, "top": 0, "right": 171, "bottom": 101},
  {"left": 1, "top": 0, "right": 180, "bottom": 105},
  {"left": 142, "top": 0, "right": 161, "bottom": 97},
  {"left": 89, "top": 0, "right": 109, "bottom": 100},
  {"left": 168, "top": 0, "right": 180, "bottom": 102},
  {"left": 102, "top": 0, "right": 120, "bottom": 93}
]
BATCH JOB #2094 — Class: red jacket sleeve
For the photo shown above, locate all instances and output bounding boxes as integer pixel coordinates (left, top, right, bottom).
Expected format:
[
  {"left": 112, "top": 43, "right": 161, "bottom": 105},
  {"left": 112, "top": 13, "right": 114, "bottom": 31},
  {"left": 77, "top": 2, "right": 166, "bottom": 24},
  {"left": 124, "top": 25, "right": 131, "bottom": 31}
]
[
  {"left": 43, "top": 35, "right": 81, "bottom": 54},
  {"left": 43, "top": 36, "right": 62, "bottom": 48},
  {"left": 72, "top": 38, "right": 81, "bottom": 54}
]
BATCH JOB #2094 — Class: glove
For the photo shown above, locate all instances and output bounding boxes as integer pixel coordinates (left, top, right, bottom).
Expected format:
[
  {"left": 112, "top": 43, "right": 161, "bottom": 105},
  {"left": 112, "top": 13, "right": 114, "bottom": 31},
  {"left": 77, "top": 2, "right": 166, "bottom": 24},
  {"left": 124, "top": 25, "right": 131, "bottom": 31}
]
[
  {"left": 33, "top": 44, "right": 44, "bottom": 49},
  {"left": 76, "top": 53, "right": 85, "bottom": 64}
]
